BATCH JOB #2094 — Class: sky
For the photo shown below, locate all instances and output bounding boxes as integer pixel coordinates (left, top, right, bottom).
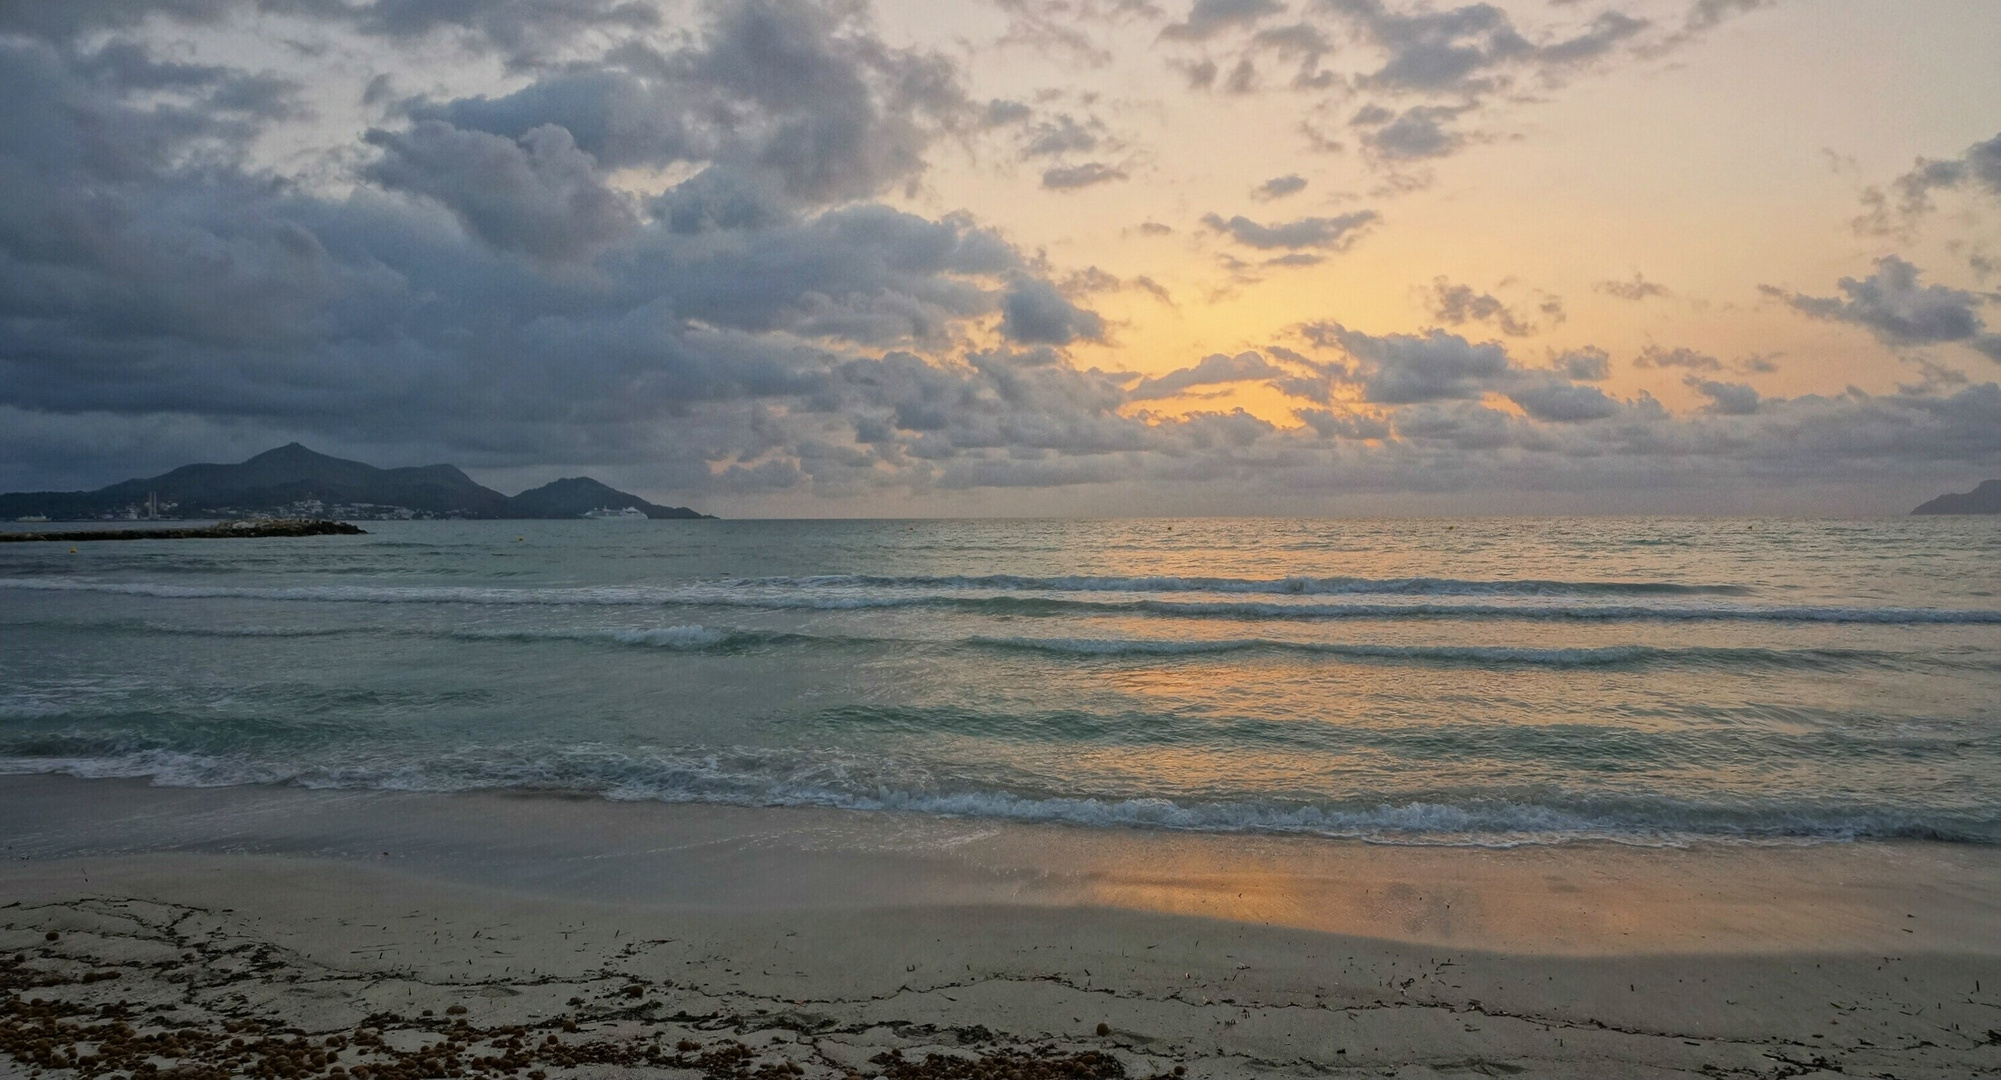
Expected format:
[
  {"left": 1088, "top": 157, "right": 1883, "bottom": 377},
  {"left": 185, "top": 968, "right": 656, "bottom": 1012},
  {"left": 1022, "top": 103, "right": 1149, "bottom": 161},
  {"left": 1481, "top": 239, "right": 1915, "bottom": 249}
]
[{"left": 2, "top": 0, "right": 1999, "bottom": 516}]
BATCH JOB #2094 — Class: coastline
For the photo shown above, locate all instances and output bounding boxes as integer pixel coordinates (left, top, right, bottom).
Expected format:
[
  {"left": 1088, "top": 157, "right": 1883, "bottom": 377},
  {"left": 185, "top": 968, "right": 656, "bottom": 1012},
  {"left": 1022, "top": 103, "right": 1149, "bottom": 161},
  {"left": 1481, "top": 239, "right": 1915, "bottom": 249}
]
[{"left": 4, "top": 776, "right": 2001, "bottom": 1077}]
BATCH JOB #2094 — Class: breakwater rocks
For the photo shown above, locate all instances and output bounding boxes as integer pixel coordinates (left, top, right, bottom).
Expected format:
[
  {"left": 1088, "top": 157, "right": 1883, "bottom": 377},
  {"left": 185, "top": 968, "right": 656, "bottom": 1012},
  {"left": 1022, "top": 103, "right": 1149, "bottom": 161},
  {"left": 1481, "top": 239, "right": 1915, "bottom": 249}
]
[{"left": 0, "top": 519, "right": 366, "bottom": 543}]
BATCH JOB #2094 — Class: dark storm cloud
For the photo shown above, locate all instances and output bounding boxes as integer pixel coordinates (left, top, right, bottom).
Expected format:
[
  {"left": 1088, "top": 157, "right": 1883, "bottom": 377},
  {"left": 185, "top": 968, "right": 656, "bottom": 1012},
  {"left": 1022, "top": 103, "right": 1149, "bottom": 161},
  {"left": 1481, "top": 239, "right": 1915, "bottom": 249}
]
[
  {"left": 402, "top": 0, "right": 968, "bottom": 207},
  {"left": 0, "top": 0, "right": 1106, "bottom": 486},
  {"left": 283, "top": 0, "right": 665, "bottom": 66},
  {"left": 1201, "top": 210, "right": 1379, "bottom": 249},
  {"left": 1768, "top": 256, "right": 2001, "bottom": 360},
  {"left": 365, "top": 121, "right": 638, "bottom": 261},
  {"left": 0, "top": 0, "right": 232, "bottom": 43},
  {"left": 10, "top": 0, "right": 2001, "bottom": 511}
]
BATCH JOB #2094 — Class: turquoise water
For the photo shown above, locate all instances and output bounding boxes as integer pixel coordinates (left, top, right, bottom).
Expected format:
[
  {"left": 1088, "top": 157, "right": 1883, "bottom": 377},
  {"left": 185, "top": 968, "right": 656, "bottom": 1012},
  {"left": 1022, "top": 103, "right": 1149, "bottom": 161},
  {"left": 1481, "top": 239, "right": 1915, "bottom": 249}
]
[{"left": 4, "top": 517, "right": 2000, "bottom": 845}]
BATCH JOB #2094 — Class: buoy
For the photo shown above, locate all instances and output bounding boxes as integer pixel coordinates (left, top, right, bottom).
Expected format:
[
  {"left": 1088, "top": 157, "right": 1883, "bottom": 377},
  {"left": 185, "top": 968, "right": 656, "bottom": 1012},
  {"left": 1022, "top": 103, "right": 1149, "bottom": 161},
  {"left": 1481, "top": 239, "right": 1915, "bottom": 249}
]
[{"left": 517, "top": 537, "right": 524, "bottom": 542}]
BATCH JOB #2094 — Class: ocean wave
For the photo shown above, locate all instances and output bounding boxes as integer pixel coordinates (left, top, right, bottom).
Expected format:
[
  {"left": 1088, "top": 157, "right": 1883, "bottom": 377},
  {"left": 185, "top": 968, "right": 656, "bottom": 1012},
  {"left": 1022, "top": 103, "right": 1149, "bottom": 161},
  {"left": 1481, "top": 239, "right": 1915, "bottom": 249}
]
[
  {"left": 1, "top": 617, "right": 788, "bottom": 653},
  {"left": 6, "top": 614, "right": 1937, "bottom": 671},
  {"left": 710, "top": 573, "right": 1754, "bottom": 597},
  {"left": 6, "top": 577, "right": 1999, "bottom": 623},
  {"left": 452, "top": 625, "right": 760, "bottom": 650},
  {"left": 0, "top": 746, "right": 1992, "bottom": 846},
  {"left": 967, "top": 637, "right": 1888, "bottom": 669},
  {"left": 1119, "top": 598, "right": 2001, "bottom": 624}
]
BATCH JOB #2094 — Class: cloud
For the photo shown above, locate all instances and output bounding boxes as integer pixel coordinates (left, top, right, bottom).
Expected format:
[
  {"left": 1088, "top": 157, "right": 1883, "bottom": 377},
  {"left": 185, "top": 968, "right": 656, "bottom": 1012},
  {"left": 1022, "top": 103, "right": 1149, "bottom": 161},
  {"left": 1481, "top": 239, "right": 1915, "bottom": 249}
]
[
  {"left": 11, "top": 0, "right": 2001, "bottom": 512},
  {"left": 1425, "top": 278, "right": 1541, "bottom": 336},
  {"left": 0, "top": 0, "right": 1114, "bottom": 487},
  {"left": 1861, "top": 131, "right": 2001, "bottom": 231},
  {"left": 1252, "top": 174, "right": 1308, "bottom": 200},
  {"left": 999, "top": 278, "right": 1108, "bottom": 345},
  {"left": 1021, "top": 114, "right": 1103, "bottom": 157},
  {"left": 1685, "top": 377, "right": 1760, "bottom": 415},
  {"left": 1042, "top": 162, "right": 1130, "bottom": 189},
  {"left": 309, "top": 0, "right": 666, "bottom": 67},
  {"left": 1160, "top": 0, "right": 1286, "bottom": 40},
  {"left": 1768, "top": 256, "right": 2001, "bottom": 359},
  {"left": 365, "top": 122, "right": 637, "bottom": 262},
  {"left": 1201, "top": 210, "right": 1379, "bottom": 249},
  {"left": 1595, "top": 272, "right": 1672, "bottom": 301},
  {"left": 1320, "top": 0, "right": 1646, "bottom": 96},
  {"left": 1314, "top": 325, "right": 1512, "bottom": 403},
  {"left": 1505, "top": 378, "right": 1622, "bottom": 422},
  {"left": 985, "top": 0, "right": 1165, "bottom": 68},
  {"left": 1223, "top": 57, "right": 1259, "bottom": 92},
  {"left": 1681, "top": 0, "right": 1776, "bottom": 33},
  {"left": 1173, "top": 58, "right": 1219, "bottom": 89},
  {"left": 396, "top": 0, "right": 969, "bottom": 211},
  {"left": 1294, "top": 408, "right": 1391, "bottom": 440},
  {"left": 1353, "top": 104, "right": 1468, "bottom": 160},
  {"left": 1633, "top": 346, "right": 1725, "bottom": 372},
  {"left": 1550, "top": 346, "right": 1611, "bottom": 381},
  {"left": 982, "top": 99, "right": 1034, "bottom": 126},
  {"left": 1320, "top": 0, "right": 1533, "bottom": 94},
  {"left": 1128, "top": 350, "right": 1287, "bottom": 399}
]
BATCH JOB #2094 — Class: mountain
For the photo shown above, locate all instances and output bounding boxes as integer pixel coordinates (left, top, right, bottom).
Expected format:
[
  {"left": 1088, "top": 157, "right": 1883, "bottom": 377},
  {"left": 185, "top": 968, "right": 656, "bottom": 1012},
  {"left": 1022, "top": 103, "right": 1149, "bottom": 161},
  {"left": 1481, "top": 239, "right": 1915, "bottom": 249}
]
[
  {"left": 1911, "top": 479, "right": 2001, "bottom": 515},
  {"left": 0, "top": 444, "right": 712, "bottom": 521},
  {"left": 506, "top": 477, "right": 710, "bottom": 519}
]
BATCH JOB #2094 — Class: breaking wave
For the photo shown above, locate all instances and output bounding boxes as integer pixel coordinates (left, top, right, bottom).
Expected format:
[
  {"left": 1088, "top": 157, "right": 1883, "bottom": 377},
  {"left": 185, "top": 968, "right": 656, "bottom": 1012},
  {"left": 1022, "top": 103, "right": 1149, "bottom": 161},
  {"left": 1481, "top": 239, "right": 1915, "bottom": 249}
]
[
  {"left": 6, "top": 577, "right": 2000, "bottom": 624},
  {"left": 0, "top": 743, "right": 1992, "bottom": 847}
]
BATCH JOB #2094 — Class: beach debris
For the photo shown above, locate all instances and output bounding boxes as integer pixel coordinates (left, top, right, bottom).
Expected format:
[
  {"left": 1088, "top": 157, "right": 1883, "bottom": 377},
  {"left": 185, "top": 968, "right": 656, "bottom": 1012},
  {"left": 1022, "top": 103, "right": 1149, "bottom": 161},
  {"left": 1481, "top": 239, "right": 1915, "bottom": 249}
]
[
  {"left": 871, "top": 1047, "right": 1137, "bottom": 1080},
  {"left": 1096, "top": 1022, "right": 1111, "bottom": 1036}
]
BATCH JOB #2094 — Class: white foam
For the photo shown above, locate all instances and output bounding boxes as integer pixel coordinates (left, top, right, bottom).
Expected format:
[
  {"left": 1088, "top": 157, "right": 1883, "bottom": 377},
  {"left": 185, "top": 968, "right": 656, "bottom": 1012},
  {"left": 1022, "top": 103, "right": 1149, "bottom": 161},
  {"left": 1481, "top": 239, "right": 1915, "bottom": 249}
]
[
  {"left": 7, "top": 576, "right": 1996, "bottom": 623},
  {"left": 0, "top": 747, "right": 1988, "bottom": 847}
]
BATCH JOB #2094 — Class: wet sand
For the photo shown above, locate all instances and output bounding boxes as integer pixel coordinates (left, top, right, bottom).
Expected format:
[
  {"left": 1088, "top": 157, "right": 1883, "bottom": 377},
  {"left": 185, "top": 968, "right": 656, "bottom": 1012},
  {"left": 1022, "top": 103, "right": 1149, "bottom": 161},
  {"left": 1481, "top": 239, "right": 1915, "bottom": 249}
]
[{"left": 3, "top": 775, "right": 2000, "bottom": 1078}]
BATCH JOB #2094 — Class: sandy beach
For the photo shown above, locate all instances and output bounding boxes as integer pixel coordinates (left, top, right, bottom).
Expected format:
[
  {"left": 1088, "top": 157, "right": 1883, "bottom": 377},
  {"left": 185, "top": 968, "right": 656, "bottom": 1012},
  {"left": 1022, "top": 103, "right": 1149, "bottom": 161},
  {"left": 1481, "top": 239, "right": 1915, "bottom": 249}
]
[{"left": 3, "top": 776, "right": 2000, "bottom": 1079}]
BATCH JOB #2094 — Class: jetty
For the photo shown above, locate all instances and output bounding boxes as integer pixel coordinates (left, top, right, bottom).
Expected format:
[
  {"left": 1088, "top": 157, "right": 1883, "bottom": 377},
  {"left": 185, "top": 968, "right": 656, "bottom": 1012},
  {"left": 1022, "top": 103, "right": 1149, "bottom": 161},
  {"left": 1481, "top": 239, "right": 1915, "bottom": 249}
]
[{"left": 0, "top": 519, "right": 366, "bottom": 543}]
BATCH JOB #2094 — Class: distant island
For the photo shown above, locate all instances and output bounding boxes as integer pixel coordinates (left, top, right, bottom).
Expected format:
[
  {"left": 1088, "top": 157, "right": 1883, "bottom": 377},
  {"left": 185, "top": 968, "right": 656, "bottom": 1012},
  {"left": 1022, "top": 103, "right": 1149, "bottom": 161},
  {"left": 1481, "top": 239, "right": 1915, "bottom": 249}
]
[
  {"left": 0, "top": 444, "right": 713, "bottom": 522},
  {"left": 1911, "top": 479, "right": 2001, "bottom": 515}
]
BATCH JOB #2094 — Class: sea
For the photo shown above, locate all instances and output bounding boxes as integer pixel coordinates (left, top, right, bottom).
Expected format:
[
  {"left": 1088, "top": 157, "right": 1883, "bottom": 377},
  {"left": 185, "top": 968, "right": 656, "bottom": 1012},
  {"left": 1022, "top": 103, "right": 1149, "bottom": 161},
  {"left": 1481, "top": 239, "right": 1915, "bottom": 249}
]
[{"left": 3, "top": 516, "right": 1999, "bottom": 848}]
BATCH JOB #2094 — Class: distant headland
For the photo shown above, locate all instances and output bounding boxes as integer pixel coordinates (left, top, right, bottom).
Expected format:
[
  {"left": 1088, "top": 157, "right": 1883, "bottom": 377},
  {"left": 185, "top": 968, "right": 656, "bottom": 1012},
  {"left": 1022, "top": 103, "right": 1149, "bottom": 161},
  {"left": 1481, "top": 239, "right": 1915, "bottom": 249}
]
[
  {"left": 0, "top": 444, "right": 714, "bottom": 522},
  {"left": 1911, "top": 479, "right": 2001, "bottom": 515}
]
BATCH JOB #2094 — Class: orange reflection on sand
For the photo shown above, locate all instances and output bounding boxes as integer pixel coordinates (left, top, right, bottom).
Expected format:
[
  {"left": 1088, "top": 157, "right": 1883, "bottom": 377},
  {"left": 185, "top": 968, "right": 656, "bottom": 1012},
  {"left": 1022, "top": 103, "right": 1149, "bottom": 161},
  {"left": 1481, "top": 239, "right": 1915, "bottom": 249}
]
[{"left": 981, "top": 828, "right": 1990, "bottom": 955}]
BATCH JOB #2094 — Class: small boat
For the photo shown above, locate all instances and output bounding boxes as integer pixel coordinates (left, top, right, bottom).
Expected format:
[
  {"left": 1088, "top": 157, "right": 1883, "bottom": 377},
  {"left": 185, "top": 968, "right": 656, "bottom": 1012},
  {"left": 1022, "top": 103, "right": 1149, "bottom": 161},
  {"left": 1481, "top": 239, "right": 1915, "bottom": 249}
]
[{"left": 582, "top": 506, "right": 648, "bottom": 520}]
